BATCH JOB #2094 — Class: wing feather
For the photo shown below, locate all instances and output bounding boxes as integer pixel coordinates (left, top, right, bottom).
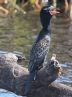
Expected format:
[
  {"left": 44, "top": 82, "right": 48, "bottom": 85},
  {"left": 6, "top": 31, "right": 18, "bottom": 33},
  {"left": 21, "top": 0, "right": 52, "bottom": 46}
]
[{"left": 28, "top": 35, "right": 50, "bottom": 72}]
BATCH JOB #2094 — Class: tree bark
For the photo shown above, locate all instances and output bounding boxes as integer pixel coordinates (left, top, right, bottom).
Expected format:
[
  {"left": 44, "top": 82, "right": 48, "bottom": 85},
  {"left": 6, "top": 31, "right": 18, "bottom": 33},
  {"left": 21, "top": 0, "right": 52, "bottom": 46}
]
[{"left": 0, "top": 53, "right": 72, "bottom": 97}]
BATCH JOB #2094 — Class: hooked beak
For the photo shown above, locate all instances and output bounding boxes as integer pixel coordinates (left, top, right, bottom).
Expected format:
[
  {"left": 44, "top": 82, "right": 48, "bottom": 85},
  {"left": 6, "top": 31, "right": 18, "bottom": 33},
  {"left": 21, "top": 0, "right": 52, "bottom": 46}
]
[{"left": 49, "top": 10, "right": 60, "bottom": 15}]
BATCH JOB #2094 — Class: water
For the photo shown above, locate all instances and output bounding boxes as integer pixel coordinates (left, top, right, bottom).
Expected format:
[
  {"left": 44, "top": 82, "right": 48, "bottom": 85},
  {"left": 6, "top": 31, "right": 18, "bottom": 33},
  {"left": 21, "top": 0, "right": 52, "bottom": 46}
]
[
  {"left": 0, "top": 89, "right": 22, "bottom": 97},
  {"left": 0, "top": 4, "right": 72, "bottom": 97}
]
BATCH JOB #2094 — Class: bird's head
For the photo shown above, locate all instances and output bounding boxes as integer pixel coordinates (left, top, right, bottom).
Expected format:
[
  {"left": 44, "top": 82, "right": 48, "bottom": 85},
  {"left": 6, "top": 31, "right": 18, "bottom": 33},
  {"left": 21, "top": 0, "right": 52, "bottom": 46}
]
[{"left": 40, "top": 6, "right": 59, "bottom": 29}]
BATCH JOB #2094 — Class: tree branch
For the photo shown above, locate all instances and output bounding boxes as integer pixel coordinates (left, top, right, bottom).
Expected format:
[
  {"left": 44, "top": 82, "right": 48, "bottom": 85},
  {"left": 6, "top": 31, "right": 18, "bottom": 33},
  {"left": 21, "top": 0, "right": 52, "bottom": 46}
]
[{"left": 0, "top": 53, "right": 72, "bottom": 97}]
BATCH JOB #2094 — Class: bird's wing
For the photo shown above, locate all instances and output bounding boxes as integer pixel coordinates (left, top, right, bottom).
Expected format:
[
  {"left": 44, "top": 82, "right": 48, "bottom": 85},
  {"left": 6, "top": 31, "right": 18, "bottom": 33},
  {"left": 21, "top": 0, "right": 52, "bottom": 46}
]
[{"left": 28, "top": 36, "right": 50, "bottom": 72}]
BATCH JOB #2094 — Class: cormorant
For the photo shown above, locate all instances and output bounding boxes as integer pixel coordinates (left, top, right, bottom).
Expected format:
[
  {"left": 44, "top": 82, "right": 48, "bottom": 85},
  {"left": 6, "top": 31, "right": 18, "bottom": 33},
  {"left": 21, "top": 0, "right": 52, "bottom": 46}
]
[{"left": 24, "top": 5, "right": 59, "bottom": 95}]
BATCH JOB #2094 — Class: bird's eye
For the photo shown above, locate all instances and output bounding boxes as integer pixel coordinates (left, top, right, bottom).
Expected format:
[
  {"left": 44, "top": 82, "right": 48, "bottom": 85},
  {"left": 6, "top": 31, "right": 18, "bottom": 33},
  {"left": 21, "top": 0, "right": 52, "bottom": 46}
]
[{"left": 43, "top": 8, "right": 49, "bottom": 13}]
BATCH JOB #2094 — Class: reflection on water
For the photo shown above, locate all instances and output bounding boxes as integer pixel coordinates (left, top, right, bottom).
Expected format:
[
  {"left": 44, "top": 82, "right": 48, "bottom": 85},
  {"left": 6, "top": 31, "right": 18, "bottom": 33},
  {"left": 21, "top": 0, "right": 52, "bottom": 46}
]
[
  {"left": 0, "top": 4, "right": 72, "bottom": 97},
  {"left": 0, "top": 89, "right": 22, "bottom": 97}
]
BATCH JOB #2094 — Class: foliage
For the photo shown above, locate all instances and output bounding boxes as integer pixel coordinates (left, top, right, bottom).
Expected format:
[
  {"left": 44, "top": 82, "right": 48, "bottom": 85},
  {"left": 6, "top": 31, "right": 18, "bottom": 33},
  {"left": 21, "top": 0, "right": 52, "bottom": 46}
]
[{"left": 7, "top": 0, "right": 26, "bottom": 14}]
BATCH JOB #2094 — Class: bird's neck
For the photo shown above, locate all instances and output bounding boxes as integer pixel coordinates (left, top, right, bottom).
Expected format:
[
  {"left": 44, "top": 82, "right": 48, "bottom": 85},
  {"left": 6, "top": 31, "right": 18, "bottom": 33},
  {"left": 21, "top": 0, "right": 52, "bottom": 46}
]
[
  {"left": 36, "top": 26, "right": 51, "bottom": 42},
  {"left": 42, "top": 23, "right": 51, "bottom": 34},
  {"left": 40, "top": 25, "right": 51, "bottom": 36},
  {"left": 42, "top": 21, "right": 51, "bottom": 31}
]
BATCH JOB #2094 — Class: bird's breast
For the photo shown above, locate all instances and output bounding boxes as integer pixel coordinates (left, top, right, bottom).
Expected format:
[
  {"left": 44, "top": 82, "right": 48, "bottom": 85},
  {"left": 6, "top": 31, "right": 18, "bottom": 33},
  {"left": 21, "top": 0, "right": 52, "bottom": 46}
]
[{"left": 33, "top": 35, "right": 50, "bottom": 56}]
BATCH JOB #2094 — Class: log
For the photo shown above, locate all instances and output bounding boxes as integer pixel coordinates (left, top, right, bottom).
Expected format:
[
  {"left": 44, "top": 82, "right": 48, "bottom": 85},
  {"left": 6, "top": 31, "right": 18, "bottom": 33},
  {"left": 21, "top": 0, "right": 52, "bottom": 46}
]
[{"left": 0, "top": 53, "right": 72, "bottom": 97}]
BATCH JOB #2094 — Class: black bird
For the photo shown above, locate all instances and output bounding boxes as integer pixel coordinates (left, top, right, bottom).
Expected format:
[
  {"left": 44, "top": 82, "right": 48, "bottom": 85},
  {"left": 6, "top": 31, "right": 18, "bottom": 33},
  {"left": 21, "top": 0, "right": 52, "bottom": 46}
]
[{"left": 24, "top": 6, "right": 59, "bottom": 95}]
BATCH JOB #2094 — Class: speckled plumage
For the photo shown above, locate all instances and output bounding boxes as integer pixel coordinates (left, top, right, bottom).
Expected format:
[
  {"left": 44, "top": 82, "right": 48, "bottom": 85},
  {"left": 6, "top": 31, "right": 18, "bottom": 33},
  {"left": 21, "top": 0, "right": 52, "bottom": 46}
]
[
  {"left": 24, "top": 6, "right": 56, "bottom": 95},
  {"left": 28, "top": 29, "right": 51, "bottom": 73}
]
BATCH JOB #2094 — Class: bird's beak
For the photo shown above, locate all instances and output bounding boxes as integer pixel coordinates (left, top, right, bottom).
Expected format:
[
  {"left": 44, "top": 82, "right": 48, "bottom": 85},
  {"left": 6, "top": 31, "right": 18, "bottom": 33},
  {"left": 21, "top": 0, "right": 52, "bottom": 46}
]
[{"left": 49, "top": 10, "right": 60, "bottom": 15}]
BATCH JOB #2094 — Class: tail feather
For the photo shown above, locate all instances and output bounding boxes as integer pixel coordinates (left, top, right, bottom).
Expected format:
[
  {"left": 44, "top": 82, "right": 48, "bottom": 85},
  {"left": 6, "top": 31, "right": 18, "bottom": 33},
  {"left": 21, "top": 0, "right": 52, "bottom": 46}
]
[{"left": 24, "top": 72, "right": 35, "bottom": 95}]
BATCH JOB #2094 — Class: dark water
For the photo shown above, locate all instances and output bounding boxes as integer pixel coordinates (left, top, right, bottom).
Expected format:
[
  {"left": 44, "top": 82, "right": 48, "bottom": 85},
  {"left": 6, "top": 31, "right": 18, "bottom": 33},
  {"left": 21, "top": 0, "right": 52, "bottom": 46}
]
[{"left": 0, "top": 4, "right": 72, "bottom": 97}]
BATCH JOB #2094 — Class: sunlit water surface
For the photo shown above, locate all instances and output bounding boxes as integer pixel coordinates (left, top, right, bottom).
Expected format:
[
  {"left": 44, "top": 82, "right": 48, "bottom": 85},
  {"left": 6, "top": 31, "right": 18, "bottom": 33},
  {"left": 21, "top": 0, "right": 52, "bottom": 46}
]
[{"left": 0, "top": 4, "right": 72, "bottom": 97}]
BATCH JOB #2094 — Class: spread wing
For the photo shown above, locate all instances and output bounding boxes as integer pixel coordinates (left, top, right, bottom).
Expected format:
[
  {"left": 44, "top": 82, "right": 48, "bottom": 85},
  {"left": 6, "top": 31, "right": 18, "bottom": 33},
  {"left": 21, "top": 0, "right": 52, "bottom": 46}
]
[{"left": 28, "top": 36, "right": 50, "bottom": 72}]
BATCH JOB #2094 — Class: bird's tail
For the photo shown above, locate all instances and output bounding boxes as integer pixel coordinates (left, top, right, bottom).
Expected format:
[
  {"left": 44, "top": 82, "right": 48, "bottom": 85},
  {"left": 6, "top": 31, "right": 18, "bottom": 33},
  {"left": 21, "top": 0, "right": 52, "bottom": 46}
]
[{"left": 24, "top": 71, "right": 35, "bottom": 95}]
